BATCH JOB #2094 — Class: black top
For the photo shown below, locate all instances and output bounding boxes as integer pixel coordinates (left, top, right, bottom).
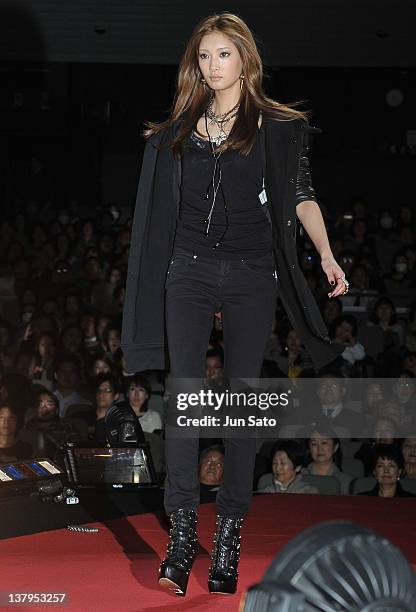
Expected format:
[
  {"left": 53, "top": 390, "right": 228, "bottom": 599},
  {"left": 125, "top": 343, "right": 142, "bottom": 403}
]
[
  {"left": 358, "top": 482, "right": 415, "bottom": 497},
  {"left": 121, "top": 117, "right": 346, "bottom": 375},
  {"left": 174, "top": 125, "right": 272, "bottom": 259},
  {"left": 0, "top": 440, "right": 33, "bottom": 462}
]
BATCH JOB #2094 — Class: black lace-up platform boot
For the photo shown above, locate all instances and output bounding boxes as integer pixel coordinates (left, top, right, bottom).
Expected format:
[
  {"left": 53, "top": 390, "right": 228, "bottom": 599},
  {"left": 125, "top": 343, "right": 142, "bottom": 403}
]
[
  {"left": 158, "top": 508, "right": 198, "bottom": 596},
  {"left": 208, "top": 515, "right": 244, "bottom": 594}
]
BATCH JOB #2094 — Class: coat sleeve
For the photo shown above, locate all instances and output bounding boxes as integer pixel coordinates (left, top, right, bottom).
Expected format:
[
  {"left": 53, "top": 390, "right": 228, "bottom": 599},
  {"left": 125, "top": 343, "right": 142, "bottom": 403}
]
[
  {"left": 295, "top": 123, "right": 318, "bottom": 205},
  {"left": 121, "top": 134, "right": 160, "bottom": 368}
]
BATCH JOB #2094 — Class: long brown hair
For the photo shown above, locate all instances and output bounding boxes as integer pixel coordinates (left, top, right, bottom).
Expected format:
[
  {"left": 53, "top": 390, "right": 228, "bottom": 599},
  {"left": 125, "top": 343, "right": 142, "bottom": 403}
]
[{"left": 143, "top": 12, "right": 310, "bottom": 156}]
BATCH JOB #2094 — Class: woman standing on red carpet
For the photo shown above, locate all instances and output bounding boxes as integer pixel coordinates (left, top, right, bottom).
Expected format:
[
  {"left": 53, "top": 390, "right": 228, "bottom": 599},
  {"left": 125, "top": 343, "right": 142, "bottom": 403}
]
[{"left": 121, "top": 12, "right": 348, "bottom": 596}]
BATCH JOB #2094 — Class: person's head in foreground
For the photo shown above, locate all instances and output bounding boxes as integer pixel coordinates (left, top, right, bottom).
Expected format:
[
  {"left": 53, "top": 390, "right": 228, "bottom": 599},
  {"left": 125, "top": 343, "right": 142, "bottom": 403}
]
[
  {"left": 369, "top": 444, "right": 406, "bottom": 498},
  {"left": 270, "top": 440, "right": 306, "bottom": 488},
  {"left": 124, "top": 373, "right": 152, "bottom": 416},
  {"left": 198, "top": 444, "right": 225, "bottom": 486},
  {"left": 307, "top": 421, "right": 342, "bottom": 470},
  {"left": 401, "top": 437, "right": 416, "bottom": 478}
]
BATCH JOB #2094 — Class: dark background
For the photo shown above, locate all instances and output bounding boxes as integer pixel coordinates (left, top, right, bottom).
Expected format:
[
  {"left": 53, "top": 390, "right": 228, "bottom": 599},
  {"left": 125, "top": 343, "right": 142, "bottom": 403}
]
[{"left": 0, "top": 0, "right": 415, "bottom": 214}]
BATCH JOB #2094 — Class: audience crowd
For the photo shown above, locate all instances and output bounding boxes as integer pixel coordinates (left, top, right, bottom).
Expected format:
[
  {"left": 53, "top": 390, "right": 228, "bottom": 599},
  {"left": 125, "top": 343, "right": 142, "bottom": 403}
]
[{"left": 1, "top": 196, "right": 416, "bottom": 499}]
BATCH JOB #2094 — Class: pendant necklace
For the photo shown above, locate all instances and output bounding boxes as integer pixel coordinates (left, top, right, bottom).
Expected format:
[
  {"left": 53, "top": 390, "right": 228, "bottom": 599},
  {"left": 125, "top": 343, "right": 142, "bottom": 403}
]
[{"left": 206, "top": 95, "right": 239, "bottom": 145}]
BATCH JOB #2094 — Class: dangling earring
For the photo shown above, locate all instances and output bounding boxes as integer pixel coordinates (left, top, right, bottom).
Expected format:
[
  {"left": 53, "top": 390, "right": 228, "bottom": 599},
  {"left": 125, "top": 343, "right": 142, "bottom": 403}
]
[
  {"left": 239, "top": 74, "right": 245, "bottom": 91},
  {"left": 201, "top": 77, "right": 206, "bottom": 85}
]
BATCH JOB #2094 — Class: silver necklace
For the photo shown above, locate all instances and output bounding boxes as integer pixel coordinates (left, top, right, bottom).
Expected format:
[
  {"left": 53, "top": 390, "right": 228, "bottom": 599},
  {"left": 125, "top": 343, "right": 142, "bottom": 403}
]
[
  {"left": 206, "top": 97, "right": 239, "bottom": 145},
  {"left": 204, "top": 110, "right": 223, "bottom": 236}
]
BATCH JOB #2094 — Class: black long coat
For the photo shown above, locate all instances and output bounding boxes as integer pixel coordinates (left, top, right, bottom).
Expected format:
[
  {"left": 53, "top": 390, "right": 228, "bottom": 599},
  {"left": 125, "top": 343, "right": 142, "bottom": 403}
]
[{"left": 121, "top": 115, "right": 344, "bottom": 373}]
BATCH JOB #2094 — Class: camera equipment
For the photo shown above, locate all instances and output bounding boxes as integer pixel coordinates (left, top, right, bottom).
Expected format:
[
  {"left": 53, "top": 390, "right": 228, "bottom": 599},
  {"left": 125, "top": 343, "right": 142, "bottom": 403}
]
[
  {"left": 0, "top": 458, "right": 73, "bottom": 503},
  {"left": 105, "top": 402, "right": 145, "bottom": 445},
  {"left": 64, "top": 442, "right": 157, "bottom": 490}
]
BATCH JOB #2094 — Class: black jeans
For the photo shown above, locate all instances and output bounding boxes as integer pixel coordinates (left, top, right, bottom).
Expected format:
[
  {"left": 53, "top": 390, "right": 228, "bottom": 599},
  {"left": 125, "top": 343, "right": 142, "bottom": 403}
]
[{"left": 164, "top": 246, "right": 277, "bottom": 517}]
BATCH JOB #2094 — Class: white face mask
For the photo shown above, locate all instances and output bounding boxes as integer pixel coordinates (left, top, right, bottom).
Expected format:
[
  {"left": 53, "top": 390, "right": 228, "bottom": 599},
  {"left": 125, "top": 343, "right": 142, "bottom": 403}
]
[
  {"left": 380, "top": 217, "right": 393, "bottom": 229},
  {"left": 21, "top": 312, "right": 32, "bottom": 323},
  {"left": 110, "top": 207, "right": 120, "bottom": 221},
  {"left": 395, "top": 262, "right": 408, "bottom": 274}
]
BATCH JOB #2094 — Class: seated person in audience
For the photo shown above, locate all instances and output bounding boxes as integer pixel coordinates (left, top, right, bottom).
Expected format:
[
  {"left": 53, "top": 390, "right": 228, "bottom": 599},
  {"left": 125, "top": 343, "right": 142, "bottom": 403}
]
[
  {"left": 72, "top": 373, "right": 120, "bottom": 442},
  {"left": 320, "top": 296, "right": 343, "bottom": 328},
  {"left": 52, "top": 353, "right": 92, "bottom": 417},
  {"left": 102, "top": 324, "right": 122, "bottom": 361},
  {"left": 89, "top": 352, "right": 115, "bottom": 379},
  {"left": 95, "top": 314, "right": 112, "bottom": 352},
  {"left": 0, "top": 402, "right": 32, "bottom": 462},
  {"left": 347, "top": 264, "right": 379, "bottom": 307},
  {"left": 24, "top": 389, "right": 86, "bottom": 441},
  {"left": 275, "top": 327, "right": 311, "bottom": 378},
  {"left": 61, "top": 293, "right": 83, "bottom": 327},
  {"left": 366, "top": 296, "right": 402, "bottom": 362},
  {"left": 124, "top": 373, "right": 162, "bottom": 433},
  {"left": 344, "top": 218, "right": 375, "bottom": 259},
  {"left": 92, "top": 373, "right": 120, "bottom": 442},
  {"left": 331, "top": 315, "right": 366, "bottom": 374},
  {"left": 354, "top": 415, "right": 399, "bottom": 476},
  {"left": 258, "top": 440, "right": 318, "bottom": 494},
  {"left": 90, "top": 265, "right": 124, "bottom": 315},
  {"left": 32, "top": 332, "right": 57, "bottom": 390},
  {"left": 389, "top": 372, "right": 416, "bottom": 431},
  {"left": 29, "top": 312, "right": 60, "bottom": 341},
  {"left": 302, "top": 421, "right": 353, "bottom": 494},
  {"left": 369, "top": 399, "right": 406, "bottom": 432},
  {"left": 383, "top": 252, "right": 414, "bottom": 296},
  {"left": 401, "top": 437, "right": 416, "bottom": 479},
  {"left": 80, "top": 312, "right": 101, "bottom": 355},
  {"left": 358, "top": 444, "right": 415, "bottom": 497},
  {"left": 362, "top": 382, "right": 385, "bottom": 428},
  {"left": 310, "top": 373, "right": 366, "bottom": 438},
  {"left": 402, "top": 351, "right": 416, "bottom": 377},
  {"left": 25, "top": 389, "right": 60, "bottom": 428},
  {"left": 198, "top": 444, "right": 225, "bottom": 503},
  {"left": 359, "top": 254, "right": 385, "bottom": 293},
  {"left": 87, "top": 352, "right": 118, "bottom": 398},
  {"left": 59, "top": 323, "right": 85, "bottom": 362},
  {"left": 205, "top": 348, "right": 225, "bottom": 384}
]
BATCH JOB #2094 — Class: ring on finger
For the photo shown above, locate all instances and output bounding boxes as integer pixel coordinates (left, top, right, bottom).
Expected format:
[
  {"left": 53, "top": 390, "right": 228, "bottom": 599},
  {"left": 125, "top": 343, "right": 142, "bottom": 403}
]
[{"left": 336, "top": 275, "right": 349, "bottom": 285}]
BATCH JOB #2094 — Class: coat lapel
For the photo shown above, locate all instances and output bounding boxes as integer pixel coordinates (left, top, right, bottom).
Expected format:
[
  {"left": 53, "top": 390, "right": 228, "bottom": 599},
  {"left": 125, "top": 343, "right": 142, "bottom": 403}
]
[{"left": 172, "top": 121, "right": 182, "bottom": 212}]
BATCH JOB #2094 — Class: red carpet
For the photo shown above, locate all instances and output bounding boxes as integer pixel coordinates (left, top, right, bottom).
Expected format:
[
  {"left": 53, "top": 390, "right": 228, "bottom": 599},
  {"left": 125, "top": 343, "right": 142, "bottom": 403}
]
[{"left": 1, "top": 493, "right": 415, "bottom": 612}]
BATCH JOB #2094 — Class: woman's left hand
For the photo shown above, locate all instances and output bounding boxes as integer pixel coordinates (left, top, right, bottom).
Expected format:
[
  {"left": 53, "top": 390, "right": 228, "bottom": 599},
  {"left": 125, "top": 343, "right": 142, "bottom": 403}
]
[{"left": 321, "top": 255, "right": 348, "bottom": 298}]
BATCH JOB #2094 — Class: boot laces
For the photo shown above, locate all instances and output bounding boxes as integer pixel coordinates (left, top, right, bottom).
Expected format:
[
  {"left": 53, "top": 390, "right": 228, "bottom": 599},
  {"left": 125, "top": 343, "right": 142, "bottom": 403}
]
[
  {"left": 164, "top": 509, "right": 198, "bottom": 568},
  {"left": 210, "top": 516, "right": 243, "bottom": 577}
]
